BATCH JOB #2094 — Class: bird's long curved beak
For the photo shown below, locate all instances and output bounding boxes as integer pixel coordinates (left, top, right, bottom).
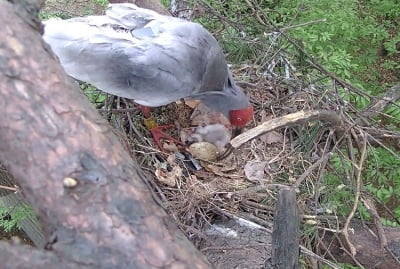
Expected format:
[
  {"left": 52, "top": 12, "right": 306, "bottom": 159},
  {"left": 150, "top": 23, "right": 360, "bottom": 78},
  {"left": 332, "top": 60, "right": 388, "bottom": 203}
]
[
  {"left": 217, "top": 127, "right": 243, "bottom": 160},
  {"left": 232, "top": 126, "right": 243, "bottom": 137},
  {"left": 219, "top": 106, "right": 253, "bottom": 160}
]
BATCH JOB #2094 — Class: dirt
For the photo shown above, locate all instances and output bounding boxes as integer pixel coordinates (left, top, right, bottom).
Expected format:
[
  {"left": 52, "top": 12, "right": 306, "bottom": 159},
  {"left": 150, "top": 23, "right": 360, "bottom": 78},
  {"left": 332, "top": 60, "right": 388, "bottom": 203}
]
[{"left": 0, "top": 226, "right": 33, "bottom": 246}]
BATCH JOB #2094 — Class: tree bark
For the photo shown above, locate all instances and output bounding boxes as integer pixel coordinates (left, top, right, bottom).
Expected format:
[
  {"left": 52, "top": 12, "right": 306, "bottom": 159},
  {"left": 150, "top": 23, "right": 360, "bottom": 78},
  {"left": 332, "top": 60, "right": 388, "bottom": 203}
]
[{"left": 0, "top": 1, "right": 210, "bottom": 268}]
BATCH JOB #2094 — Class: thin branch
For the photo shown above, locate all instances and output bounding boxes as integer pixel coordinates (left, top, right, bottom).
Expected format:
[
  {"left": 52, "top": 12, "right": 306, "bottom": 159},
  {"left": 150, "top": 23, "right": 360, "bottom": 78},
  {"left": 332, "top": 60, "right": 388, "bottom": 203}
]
[
  {"left": 341, "top": 130, "right": 367, "bottom": 257},
  {"left": 294, "top": 152, "right": 332, "bottom": 188},
  {"left": 300, "top": 245, "right": 342, "bottom": 269}
]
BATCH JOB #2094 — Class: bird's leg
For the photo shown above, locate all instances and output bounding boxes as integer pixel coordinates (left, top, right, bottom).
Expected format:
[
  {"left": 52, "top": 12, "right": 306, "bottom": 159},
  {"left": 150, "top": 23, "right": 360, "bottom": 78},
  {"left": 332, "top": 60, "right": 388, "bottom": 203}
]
[{"left": 137, "top": 104, "right": 184, "bottom": 149}]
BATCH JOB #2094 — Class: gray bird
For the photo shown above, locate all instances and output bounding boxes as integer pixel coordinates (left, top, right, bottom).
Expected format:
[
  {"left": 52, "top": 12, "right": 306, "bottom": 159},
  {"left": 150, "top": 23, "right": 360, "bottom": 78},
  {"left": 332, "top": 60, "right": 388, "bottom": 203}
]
[{"left": 43, "top": 3, "right": 253, "bottom": 148}]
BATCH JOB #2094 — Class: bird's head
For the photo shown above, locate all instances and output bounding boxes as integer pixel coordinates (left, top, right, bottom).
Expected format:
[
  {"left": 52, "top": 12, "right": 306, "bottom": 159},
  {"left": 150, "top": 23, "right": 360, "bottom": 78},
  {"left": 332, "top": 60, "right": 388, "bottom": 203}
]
[
  {"left": 229, "top": 105, "right": 254, "bottom": 128},
  {"left": 193, "top": 72, "right": 254, "bottom": 134},
  {"left": 228, "top": 101, "right": 253, "bottom": 137}
]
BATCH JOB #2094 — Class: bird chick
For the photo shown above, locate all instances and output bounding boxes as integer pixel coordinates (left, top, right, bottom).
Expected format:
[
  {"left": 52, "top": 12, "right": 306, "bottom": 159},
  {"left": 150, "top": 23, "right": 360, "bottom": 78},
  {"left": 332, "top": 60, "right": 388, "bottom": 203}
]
[{"left": 188, "top": 124, "right": 231, "bottom": 152}]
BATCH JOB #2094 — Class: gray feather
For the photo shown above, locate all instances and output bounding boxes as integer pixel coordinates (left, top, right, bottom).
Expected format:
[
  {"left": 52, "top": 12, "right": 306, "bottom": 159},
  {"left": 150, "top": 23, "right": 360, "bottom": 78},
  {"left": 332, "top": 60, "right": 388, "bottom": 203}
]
[{"left": 42, "top": 3, "right": 250, "bottom": 117}]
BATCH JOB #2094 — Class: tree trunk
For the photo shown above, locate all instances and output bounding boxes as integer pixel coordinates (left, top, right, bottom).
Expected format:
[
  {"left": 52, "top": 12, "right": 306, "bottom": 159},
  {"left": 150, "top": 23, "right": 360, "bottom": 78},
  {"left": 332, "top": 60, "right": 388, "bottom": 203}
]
[{"left": 0, "top": 1, "right": 210, "bottom": 268}]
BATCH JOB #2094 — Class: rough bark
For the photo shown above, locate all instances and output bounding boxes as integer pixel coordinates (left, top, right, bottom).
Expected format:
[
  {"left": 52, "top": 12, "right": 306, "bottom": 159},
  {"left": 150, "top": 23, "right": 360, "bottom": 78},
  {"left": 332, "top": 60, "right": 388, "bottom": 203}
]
[{"left": 0, "top": 1, "right": 210, "bottom": 268}]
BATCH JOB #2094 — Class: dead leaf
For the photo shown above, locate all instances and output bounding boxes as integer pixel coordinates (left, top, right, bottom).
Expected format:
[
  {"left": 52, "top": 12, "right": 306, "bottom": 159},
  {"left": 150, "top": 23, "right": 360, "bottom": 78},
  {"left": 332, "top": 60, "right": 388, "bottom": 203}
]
[
  {"left": 184, "top": 99, "right": 201, "bottom": 109},
  {"left": 192, "top": 169, "right": 210, "bottom": 179},
  {"left": 202, "top": 163, "right": 241, "bottom": 179},
  {"left": 220, "top": 163, "right": 237, "bottom": 172},
  {"left": 202, "top": 163, "right": 223, "bottom": 175},
  {"left": 259, "top": 131, "right": 284, "bottom": 144},
  {"left": 166, "top": 154, "right": 176, "bottom": 166},
  {"left": 155, "top": 165, "right": 182, "bottom": 187},
  {"left": 162, "top": 142, "right": 180, "bottom": 153},
  {"left": 244, "top": 161, "right": 267, "bottom": 182},
  {"left": 179, "top": 127, "right": 197, "bottom": 144}
]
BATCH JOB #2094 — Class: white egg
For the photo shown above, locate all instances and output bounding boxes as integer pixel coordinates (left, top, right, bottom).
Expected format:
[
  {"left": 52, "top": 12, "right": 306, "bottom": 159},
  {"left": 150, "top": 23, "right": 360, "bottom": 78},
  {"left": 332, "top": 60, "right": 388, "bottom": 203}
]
[{"left": 189, "top": 142, "right": 218, "bottom": 161}]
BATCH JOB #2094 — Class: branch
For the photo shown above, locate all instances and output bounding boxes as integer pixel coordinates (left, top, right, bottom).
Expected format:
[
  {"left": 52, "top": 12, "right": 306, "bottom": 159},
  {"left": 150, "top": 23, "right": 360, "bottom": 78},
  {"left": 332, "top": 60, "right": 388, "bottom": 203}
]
[
  {"left": 0, "top": 1, "right": 210, "bottom": 267},
  {"left": 359, "top": 82, "right": 400, "bottom": 121},
  {"left": 231, "top": 110, "right": 341, "bottom": 148},
  {"left": 341, "top": 131, "right": 367, "bottom": 257}
]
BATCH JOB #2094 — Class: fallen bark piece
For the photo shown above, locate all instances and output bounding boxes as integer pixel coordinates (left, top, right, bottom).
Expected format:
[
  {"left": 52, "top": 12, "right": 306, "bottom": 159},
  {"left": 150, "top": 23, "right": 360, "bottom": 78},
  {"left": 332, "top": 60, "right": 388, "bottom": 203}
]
[
  {"left": 271, "top": 187, "right": 300, "bottom": 269},
  {"left": 244, "top": 161, "right": 267, "bottom": 183}
]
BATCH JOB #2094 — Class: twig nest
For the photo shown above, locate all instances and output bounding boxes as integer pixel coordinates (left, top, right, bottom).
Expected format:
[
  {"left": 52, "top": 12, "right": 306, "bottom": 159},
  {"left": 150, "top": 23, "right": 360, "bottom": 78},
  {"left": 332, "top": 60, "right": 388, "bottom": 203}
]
[{"left": 189, "top": 142, "right": 218, "bottom": 161}]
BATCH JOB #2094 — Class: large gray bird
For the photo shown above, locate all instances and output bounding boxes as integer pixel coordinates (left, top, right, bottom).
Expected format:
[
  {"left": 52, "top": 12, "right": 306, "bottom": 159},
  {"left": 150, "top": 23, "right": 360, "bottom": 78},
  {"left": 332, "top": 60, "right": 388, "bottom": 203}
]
[{"left": 43, "top": 3, "right": 253, "bottom": 148}]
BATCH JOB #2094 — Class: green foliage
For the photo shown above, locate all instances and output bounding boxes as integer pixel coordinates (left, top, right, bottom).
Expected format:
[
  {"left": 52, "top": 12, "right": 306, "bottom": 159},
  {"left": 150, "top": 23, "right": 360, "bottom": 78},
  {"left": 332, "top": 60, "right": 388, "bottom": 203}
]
[
  {"left": 0, "top": 207, "right": 19, "bottom": 232},
  {"left": 160, "top": 0, "right": 171, "bottom": 9},
  {"left": 268, "top": 0, "right": 390, "bottom": 91},
  {"left": 321, "top": 172, "right": 356, "bottom": 217},
  {"left": 40, "top": 0, "right": 108, "bottom": 19},
  {"left": 336, "top": 83, "right": 371, "bottom": 110},
  {"left": 320, "top": 154, "right": 357, "bottom": 216},
  {"left": 0, "top": 205, "right": 31, "bottom": 232},
  {"left": 385, "top": 100, "right": 400, "bottom": 123},
  {"left": 92, "top": 0, "right": 108, "bottom": 7},
  {"left": 39, "top": 10, "right": 73, "bottom": 20},
  {"left": 364, "top": 148, "right": 400, "bottom": 222},
  {"left": 195, "top": 0, "right": 397, "bottom": 120},
  {"left": 381, "top": 59, "right": 400, "bottom": 71},
  {"left": 322, "top": 147, "right": 400, "bottom": 224},
  {"left": 383, "top": 33, "right": 400, "bottom": 56},
  {"left": 323, "top": 263, "right": 360, "bottom": 269},
  {"left": 366, "top": 0, "right": 400, "bottom": 21},
  {"left": 81, "top": 84, "right": 107, "bottom": 104},
  {"left": 195, "top": 0, "right": 268, "bottom": 62},
  {"left": 381, "top": 218, "right": 399, "bottom": 227}
]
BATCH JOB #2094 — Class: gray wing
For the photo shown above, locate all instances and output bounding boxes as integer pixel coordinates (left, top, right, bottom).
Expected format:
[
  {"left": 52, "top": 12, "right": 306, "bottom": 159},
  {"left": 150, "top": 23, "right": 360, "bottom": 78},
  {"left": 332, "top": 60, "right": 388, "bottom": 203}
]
[{"left": 43, "top": 4, "right": 229, "bottom": 106}]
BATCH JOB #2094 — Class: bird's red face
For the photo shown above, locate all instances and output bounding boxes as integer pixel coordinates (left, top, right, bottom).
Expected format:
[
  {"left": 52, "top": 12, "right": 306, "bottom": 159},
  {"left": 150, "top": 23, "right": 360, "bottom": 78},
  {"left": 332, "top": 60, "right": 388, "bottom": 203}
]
[{"left": 229, "top": 106, "right": 254, "bottom": 128}]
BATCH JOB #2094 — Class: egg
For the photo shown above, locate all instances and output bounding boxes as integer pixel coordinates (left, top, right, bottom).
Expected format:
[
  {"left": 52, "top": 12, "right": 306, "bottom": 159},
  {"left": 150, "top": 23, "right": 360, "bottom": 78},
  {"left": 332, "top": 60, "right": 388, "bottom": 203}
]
[{"left": 189, "top": 142, "right": 218, "bottom": 161}]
